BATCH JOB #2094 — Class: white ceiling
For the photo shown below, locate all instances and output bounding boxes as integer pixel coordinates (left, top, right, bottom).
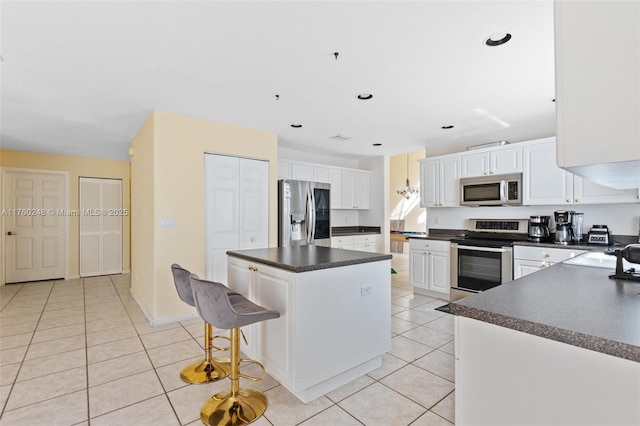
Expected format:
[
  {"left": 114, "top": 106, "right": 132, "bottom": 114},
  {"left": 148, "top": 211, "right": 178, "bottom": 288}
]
[{"left": 0, "top": 1, "right": 556, "bottom": 161}]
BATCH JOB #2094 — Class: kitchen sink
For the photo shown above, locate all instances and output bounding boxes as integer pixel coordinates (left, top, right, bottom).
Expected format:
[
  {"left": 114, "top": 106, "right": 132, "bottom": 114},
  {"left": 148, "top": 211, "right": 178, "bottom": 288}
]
[{"left": 563, "top": 250, "right": 633, "bottom": 270}]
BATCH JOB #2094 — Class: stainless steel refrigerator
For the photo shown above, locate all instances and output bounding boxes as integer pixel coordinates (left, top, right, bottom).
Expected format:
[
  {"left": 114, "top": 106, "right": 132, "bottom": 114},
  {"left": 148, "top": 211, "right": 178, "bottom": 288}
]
[{"left": 278, "top": 179, "right": 331, "bottom": 247}]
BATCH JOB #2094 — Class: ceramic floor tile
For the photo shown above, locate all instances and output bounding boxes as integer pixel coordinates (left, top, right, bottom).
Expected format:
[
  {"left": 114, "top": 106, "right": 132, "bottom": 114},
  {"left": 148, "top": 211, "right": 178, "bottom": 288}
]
[
  {"left": 31, "top": 323, "right": 85, "bottom": 344},
  {"left": 0, "top": 362, "right": 21, "bottom": 386},
  {"left": 0, "top": 384, "right": 11, "bottom": 411},
  {"left": 0, "top": 322, "right": 37, "bottom": 338},
  {"left": 88, "top": 351, "right": 152, "bottom": 387},
  {"left": 381, "top": 364, "right": 455, "bottom": 410},
  {"left": 338, "top": 382, "right": 425, "bottom": 425},
  {"left": 388, "top": 335, "right": 435, "bottom": 363},
  {"left": 394, "top": 309, "right": 443, "bottom": 325},
  {"left": 146, "top": 339, "right": 204, "bottom": 368},
  {"left": 86, "top": 324, "right": 137, "bottom": 347},
  {"left": 0, "top": 315, "right": 39, "bottom": 328},
  {"left": 401, "top": 325, "right": 454, "bottom": 349},
  {"left": 424, "top": 315, "right": 455, "bottom": 335},
  {"left": 5, "top": 366, "right": 86, "bottom": 411},
  {"left": 87, "top": 336, "right": 144, "bottom": 364},
  {"left": 90, "top": 394, "right": 180, "bottom": 426},
  {"left": 167, "top": 379, "right": 228, "bottom": 425},
  {"left": 299, "top": 405, "right": 362, "bottom": 426},
  {"left": 367, "top": 353, "right": 408, "bottom": 381},
  {"left": 39, "top": 306, "right": 84, "bottom": 321},
  {"left": 84, "top": 308, "right": 128, "bottom": 323},
  {"left": 438, "top": 341, "right": 455, "bottom": 356},
  {"left": 0, "top": 389, "right": 88, "bottom": 426},
  {"left": 262, "top": 385, "right": 333, "bottom": 426},
  {"left": 88, "top": 370, "right": 164, "bottom": 418},
  {"left": 25, "top": 334, "right": 86, "bottom": 360},
  {"left": 0, "top": 332, "right": 32, "bottom": 350},
  {"left": 36, "top": 313, "right": 85, "bottom": 331},
  {"left": 412, "top": 411, "right": 455, "bottom": 426},
  {"left": 139, "top": 326, "right": 193, "bottom": 350},
  {"left": 17, "top": 348, "right": 86, "bottom": 382},
  {"left": 0, "top": 345, "right": 27, "bottom": 366},
  {"left": 85, "top": 316, "right": 132, "bottom": 333},
  {"left": 391, "top": 304, "right": 407, "bottom": 315},
  {"left": 154, "top": 357, "right": 198, "bottom": 393},
  {"left": 391, "top": 317, "right": 419, "bottom": 334},
  {"left": 431, "top": 391, "right": 455, "bottom": 423},
  {"left": 134, "top": 321, "right": 181, "bottom": 336},
  {"left": 44, "top": 299, "right": 85, "bottom": 311},
  {"left": 84, "top": 301, "right": 125, "bottom": 313},
  {"left": 325, "top": 374, "right": 375, "bottom": 403},
  {"left": 414, "top": 350, "right": 455, "bottom": 382},
  {"left": 392, "top": 294, "right": 435, "bottom": 309}
]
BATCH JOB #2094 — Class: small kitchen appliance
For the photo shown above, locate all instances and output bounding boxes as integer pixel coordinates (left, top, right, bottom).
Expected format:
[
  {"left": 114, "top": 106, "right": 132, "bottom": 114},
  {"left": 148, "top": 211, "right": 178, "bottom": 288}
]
[
  {"left": 459, "top": 173, "right": 522, "bottom": 206},
  {"left": 587, "top": 225, "right": 611, "bottom": 245},
  {"left": 528, "top": 215, "right": 551, "bottom": 243},
  {"left": 570, "top": 212, "right": 584, "bottom": 243},
  {"left": 605, "top": 244, "right": 640, "bottom": 282},
  {"left": 554, "top": 210, "right": 574, "bottom": 245}
]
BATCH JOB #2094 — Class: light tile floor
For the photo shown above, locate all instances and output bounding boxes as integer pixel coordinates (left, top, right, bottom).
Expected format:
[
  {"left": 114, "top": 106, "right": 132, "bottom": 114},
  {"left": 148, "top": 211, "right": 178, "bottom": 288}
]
[{"left": 0, "top": 253, "right": 454, "bottom": 425}]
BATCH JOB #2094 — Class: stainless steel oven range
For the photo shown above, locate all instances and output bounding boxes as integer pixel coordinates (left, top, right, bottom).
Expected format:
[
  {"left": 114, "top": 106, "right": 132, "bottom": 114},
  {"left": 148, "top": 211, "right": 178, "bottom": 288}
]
[{"left": 450, "top": 218, "right": 529, "bottom": 301}]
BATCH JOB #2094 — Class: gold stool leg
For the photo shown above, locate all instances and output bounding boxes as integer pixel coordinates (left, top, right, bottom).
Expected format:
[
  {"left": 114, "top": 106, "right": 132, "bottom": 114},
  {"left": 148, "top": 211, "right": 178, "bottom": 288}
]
[
  {"left": 180, "top": 322, "right": 231, "bottom": 384},
  {"left": 200, "top": 328, "right": 267, "bottom": 426}
]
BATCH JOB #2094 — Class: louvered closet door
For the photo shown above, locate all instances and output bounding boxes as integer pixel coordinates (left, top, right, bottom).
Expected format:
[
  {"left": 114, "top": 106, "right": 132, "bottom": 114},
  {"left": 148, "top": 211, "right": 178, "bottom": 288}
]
[{"left": 79, "top": 178, "right": 122, "bottom": 277}]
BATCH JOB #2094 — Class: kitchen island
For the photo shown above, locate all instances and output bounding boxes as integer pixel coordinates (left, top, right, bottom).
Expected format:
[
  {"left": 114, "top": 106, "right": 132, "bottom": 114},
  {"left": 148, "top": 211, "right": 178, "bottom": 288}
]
[
  {"left": 226, "top": 246, "right": 392, "bottom": 403},
  {"left": 450, "top": 262, "right": 640, "bottom": 426}
]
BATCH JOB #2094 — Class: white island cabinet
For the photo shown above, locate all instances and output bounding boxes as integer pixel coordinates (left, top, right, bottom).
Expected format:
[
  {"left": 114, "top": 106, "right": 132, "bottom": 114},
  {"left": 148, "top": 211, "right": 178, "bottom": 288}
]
[{"left": 226, "top": 247, "right": 391, "bottom": 403}]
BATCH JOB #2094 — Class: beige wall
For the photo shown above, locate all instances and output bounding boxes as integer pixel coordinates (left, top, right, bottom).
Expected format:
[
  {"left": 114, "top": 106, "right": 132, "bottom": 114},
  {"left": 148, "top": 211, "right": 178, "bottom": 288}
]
[
  {"left": 0, "top": 149, "right": 131, "bottom": 280},
  {"left": 130, "top": 110, "right": 278, "bottom": 322},
  {"left": 389, "top": 150, "right": 425, "bottom": 232}
]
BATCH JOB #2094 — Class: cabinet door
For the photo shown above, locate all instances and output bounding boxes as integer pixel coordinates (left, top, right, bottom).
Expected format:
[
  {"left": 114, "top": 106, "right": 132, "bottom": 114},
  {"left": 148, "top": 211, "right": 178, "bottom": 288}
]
[
  {"left": 409, "top": 249, "right": 428, "bottom": 289},
  {"left": 491, "top": 147, "right": 522, "bottom": 175},
  {"left": 353, "top": 172, "right": 369, "bottom": 209},
  {"left": 513, "top": 259, "right": 550, "bottom": 279},
  {"left": 277, "top": 161, "right": 292, "bottom": 180},
  {"left": 420, "top": 160, "right": 439, "bottom": 207},
  {"left": 429, "top": 251, "right": 450, "bottom": 295},
  {"left": 573, "top": 176, "right": 639, "bottom": 204},
  {"left": 440, "top": 157, "right": 461, "bottom": 207},
  {"left": 329, "top": 169, "right": 343, "bottom": 209},
  {"left": 292, "top": 164, "right": 314, "bottom": 181},
  {"left": 313, "top": 167, "right": 330, "bottom": 183},
  {"left": 460, "top": 152, "right": 489, "bottom": 177},
  {"left": 341, "top": 171, "right": 355, "bottom": 209},
  {"left": 522, "top": 141, "right": 574, "bottom": 205}
]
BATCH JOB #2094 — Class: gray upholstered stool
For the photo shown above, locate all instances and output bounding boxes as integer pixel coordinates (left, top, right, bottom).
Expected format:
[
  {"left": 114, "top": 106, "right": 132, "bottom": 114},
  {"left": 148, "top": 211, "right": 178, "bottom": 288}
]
[
  {"left": 190, "top": 274, "right": 280, "bottom": 426},
  {"left": 171, "top": 264, "right": 230, "bottom": 384}
]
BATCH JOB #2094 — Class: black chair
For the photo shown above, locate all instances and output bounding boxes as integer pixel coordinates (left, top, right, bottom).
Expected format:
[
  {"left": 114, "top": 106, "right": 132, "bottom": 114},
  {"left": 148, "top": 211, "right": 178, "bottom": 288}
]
[
  {"left": 170, "top": 264, "right": 230, "bottom": 383},
  {"left": 190, "top": 274, "right": 280, "bottom": 426}
]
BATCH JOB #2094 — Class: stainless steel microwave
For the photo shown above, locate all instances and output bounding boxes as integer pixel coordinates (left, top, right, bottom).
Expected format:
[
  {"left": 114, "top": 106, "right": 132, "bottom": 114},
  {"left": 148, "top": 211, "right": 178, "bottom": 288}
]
[{"left": 460, "top": 173, "right": 522, "bottom": 206}]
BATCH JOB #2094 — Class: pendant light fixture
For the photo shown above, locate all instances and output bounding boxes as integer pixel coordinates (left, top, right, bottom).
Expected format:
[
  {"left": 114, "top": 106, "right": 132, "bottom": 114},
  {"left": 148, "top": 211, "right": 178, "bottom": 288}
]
[{"left": 397, "top": 153, "right": 419, "bottom": 199}]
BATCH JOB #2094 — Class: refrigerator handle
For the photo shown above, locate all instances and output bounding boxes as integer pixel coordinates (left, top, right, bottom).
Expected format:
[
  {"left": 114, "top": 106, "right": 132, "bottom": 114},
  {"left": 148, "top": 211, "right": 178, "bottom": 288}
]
[
  {"left": 310, "top": 187, "right": 316, "bottom": 242},
  {"left": 306, "top": 186, "right": 314, "bottom": 243}
]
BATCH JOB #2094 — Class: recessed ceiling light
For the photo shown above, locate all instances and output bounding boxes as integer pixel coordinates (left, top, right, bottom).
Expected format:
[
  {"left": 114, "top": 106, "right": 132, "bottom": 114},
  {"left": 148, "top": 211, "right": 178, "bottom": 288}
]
[
  {"left": 356, "top": 93, "right": 373, "bottom": 100},
  {"left": 372, "top": 143, "right": 382, "bottom": 147},
  {"left": 441, "top": 125, "right": 454, "bottom": 129},
  {"left": 484, "top": 32, "right": 512, "bottom": 47},
  {"left": 290, "top": 124, "right": 302, "bottom": 128}
]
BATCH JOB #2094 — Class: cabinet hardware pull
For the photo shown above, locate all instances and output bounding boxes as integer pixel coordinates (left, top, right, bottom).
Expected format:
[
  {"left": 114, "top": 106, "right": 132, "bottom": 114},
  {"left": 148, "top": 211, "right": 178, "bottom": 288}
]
[
  {"left": 544, "top": 253, "right": 550, "bottom": 258},
  {"left": 575, "top": 199, "right": 579, "bottom": 203},
  {"left": 541, "top": 263, "right": 547, "bottom": 268},
  {"left": 566, "top": 199, "right": 570, "bottom": 203}
]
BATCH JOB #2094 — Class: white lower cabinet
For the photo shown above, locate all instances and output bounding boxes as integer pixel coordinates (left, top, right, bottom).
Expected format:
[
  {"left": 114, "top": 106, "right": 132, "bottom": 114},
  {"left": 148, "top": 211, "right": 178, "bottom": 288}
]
[
  {"left": 513, "top": 245, "right": 586, "bottom": 279},
  {"left": 227, "top": 255, "right": 391, "bottom": 403},
  {"left": 332, "top": 234, "right": 382, "bottom": 252},
  {"left": 409, "top": 239, "right": 450, "bottom": 298}
]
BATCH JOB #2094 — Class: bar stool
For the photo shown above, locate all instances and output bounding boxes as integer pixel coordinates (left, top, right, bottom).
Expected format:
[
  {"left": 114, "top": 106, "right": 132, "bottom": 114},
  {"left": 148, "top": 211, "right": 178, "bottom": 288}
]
[
  {"left": 170, "top": 264, "right": 231, "bottom": 384},
  {"left": 190, "top": 274, "right": 280, "bottom": 426}
]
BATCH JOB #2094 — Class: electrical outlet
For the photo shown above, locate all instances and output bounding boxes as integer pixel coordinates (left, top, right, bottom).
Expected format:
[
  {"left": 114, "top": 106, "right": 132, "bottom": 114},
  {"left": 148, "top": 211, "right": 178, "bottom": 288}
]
[{"left": 361, "top": 286, "right": 372, "bottom": 296}]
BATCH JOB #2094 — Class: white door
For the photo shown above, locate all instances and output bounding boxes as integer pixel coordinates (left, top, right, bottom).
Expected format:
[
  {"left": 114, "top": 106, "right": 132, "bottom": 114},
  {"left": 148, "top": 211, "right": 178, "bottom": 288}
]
[
  {"left": 420, "top": 160, "right": 439, "bottom": 207},
  {"left": 79, "top": 178, "right": 123, "bottom": 277},
  {"left": 4, "top": 170, "right": 66, "bottom": 283},
  {"left": 205, "top": 154, "right": 269, "bottom": 284}
]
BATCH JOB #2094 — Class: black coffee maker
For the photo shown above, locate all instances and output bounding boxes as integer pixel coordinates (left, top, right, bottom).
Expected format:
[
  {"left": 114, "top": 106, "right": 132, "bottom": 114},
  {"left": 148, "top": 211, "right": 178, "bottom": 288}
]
[{"left": 528, "top": 215, "right": 551, "bottom": 242}]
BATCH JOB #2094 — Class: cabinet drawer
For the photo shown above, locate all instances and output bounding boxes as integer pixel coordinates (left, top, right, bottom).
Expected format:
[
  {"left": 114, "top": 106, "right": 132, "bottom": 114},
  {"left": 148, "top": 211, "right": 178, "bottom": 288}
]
[
  {"left": 353, "top": 234, "right": 381, "bottom": 244},
  {"left": 331, "top": 236, "right": 354, "bottom": 247},
  {"left": 513, "top": 245, "right": 586, "bottom": 263},
  {"left": 409, "top": 238, "right": 450, "bottom": 253}
]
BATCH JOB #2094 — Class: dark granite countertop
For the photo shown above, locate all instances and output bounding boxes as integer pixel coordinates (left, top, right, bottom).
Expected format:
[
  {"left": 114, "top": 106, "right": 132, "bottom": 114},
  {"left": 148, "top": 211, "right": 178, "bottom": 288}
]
[
  {"left": 450, "top": 263, "right": 640, "bottom": 362},
  {"left": 332, "top": 226, "right": 381, "bottom": 236},
  {"left": 227, "top": 246, "right": 392, "bottom": 273}
]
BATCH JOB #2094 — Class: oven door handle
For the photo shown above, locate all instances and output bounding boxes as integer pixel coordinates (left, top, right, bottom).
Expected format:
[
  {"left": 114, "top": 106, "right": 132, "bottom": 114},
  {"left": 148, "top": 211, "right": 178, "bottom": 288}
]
[
  {"left": 451, "top": 286, "right": 480, "bottom": 294},
  {"left": 457, "top": 245, "right": 511, "bottom": 253}
]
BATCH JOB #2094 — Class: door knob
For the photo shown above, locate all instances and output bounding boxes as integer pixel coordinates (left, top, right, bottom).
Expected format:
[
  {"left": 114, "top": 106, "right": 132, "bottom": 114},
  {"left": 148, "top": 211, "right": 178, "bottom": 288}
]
[{"left": 7, "top": 231, "right": 16, "bottom": 236}]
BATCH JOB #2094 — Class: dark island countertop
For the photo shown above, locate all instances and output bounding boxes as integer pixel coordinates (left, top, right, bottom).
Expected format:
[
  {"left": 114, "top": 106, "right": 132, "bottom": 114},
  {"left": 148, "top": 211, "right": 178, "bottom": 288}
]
[
  {"left": 227, "top": 246, "right": 392, "bottom": 273},
  {"left": 450, "top": 263, "right": 640, "bottom": 362}
]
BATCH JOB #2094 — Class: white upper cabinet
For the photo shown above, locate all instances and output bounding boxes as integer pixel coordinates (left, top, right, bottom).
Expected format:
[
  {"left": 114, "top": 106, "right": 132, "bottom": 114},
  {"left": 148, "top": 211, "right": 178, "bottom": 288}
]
[
  {"left": 329, "top": 169, "right": 343, "bottom": 209},
  {"left": 313, "top": 167, "right": 330, "bottom": 183},
  {"left": 554, "top": 1, "right": 640, "bottom": 189},
  {"left": 420, "top": 156, "right": 461, "bottom": 208},
  {"left": 460, "top": 146, "right": 522, "bottom": 178},
  {"left": 523, "top": 139, "right": 639, "bottom": 205},
  {"left": 291, "top": 164, "right": 314, "bottom": 181},
  {"left": 277, "top": 161, "right": 292, "bottom": 180}
]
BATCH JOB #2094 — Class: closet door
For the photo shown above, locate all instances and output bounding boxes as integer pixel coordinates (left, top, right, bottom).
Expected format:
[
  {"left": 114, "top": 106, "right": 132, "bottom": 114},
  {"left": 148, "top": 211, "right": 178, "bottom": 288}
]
[
  {"left": 205, "top": 154, "right": 268, "bottom": 284},
  {"left": 79, "top": 178, "right": 122, "bottom": 277}
]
